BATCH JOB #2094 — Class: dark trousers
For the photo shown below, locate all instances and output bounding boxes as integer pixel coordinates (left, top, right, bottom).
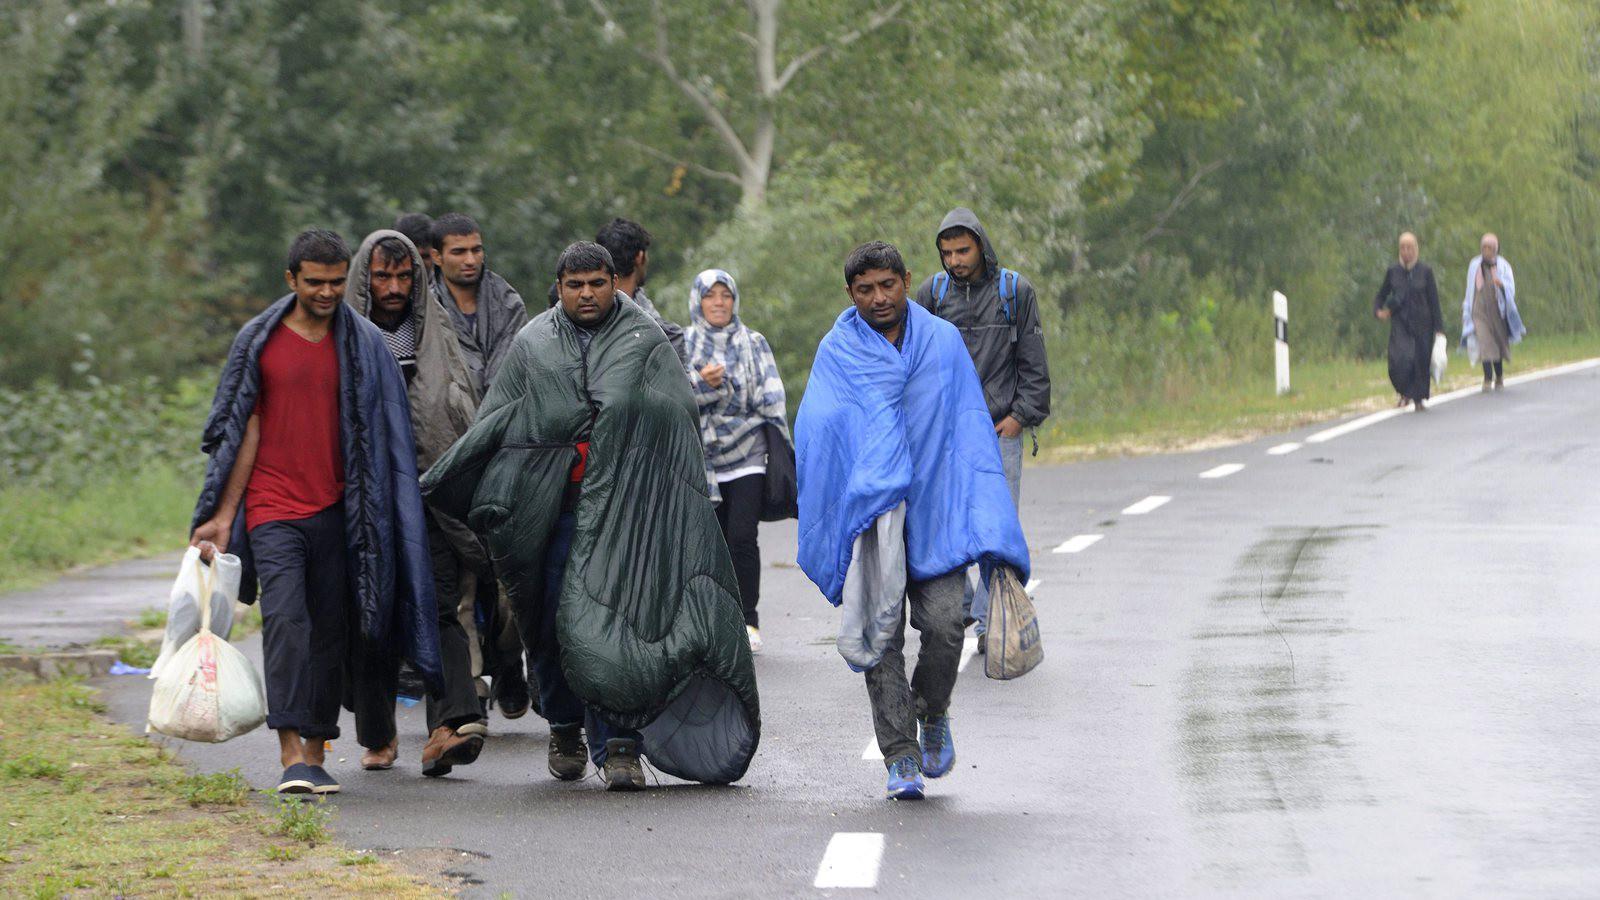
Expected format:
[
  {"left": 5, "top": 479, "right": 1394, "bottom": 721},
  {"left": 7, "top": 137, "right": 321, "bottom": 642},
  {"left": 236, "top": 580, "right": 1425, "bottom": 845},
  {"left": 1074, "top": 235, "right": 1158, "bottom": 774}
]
[
  {"left": 715, "top": 473, "right": 764, "bottom": 628},
  {"left": 350, "top": 511, "right": 485, "bottom": 748},
  {"left": 865, "top": 569, "right": 966, "bottom": 768},
  {"left": 517, "top": 512, "right": 640, "bottom": 765},
  {"left": 250, "top": 504, "right": 349, "bottom": 740},
  {"left": 1483, "top": 361, "right": 1504, "bottom": 380}
]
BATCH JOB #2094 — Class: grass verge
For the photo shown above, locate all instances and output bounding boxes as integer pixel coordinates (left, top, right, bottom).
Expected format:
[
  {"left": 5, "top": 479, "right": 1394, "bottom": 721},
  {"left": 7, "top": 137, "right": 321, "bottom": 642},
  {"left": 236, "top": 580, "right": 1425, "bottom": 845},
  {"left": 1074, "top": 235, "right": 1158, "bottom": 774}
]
[
  {"left": 0, "top": 463, "right": 195, "bottom": 595},
  {"left": 1038, "top": 332, "right": 1600, "bottom": 460},
  {"left": 0, "top": 675, "right": 443, "bottom": 898}
]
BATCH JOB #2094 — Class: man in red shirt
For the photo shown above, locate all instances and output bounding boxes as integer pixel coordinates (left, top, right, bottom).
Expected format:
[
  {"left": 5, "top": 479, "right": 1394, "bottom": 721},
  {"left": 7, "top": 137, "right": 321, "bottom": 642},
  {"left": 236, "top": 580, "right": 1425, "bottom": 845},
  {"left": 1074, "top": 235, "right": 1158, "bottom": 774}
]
[{"left": 191, "top": 229, "right": 444, "bottom": 797}]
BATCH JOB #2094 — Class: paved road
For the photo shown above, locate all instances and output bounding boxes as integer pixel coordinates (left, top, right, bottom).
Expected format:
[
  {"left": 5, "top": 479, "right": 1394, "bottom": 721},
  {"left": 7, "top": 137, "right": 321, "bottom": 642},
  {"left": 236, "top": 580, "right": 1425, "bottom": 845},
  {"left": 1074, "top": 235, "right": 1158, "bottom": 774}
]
[{"left": 86, "top": 362, "right": 1600, "bottom": 897}]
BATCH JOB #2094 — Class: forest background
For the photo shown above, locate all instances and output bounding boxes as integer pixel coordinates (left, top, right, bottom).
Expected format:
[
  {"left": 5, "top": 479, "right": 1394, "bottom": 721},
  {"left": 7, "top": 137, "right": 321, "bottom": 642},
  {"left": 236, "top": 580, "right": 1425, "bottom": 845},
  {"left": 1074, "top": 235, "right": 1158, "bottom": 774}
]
[{"left": 3, "top": 0, "right": 1598, "bottom": 588}]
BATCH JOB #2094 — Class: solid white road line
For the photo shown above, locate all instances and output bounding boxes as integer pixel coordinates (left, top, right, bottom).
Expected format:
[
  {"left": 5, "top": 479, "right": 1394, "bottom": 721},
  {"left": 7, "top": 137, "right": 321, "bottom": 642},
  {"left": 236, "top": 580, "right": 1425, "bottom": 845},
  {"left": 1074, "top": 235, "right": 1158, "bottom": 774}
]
[
  {"left": 1304, "top": 358, "right": 1600, "bottom": 441},
  {"left": 862, "top": 738, "right": 882, "bottom": 761},
  {"left": 1121, "top": 495, "right": 1172, "bottom": 515},
  {"left": 1267, "top": 442, "right": 1302, "bottom": 455},
  {"left": 957, "top": 636, "right": 980, "bottom": 673},
  {"left": 1199, "top": 463, "right": 1245, "bottom": 479},
  {"left": 1052, "top": 534, "right": 1103, "bottom": 554},
  {"left": 814, "top": 832, "right": 885, "bottom": 889}
]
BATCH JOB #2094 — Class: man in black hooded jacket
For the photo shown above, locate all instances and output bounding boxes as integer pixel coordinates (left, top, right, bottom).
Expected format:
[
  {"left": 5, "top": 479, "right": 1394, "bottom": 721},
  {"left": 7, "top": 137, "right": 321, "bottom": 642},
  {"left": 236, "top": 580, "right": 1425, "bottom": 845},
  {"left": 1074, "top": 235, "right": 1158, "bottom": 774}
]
[{"left": 914, "top": 207, "right": 1051, "bottom": 648}]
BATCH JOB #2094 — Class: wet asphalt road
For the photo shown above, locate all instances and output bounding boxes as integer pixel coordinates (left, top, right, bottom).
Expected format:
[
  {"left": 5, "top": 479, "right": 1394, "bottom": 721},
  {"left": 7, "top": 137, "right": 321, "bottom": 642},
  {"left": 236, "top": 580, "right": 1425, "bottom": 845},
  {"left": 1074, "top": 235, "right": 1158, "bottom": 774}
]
[{"left": 93, "top": 362, "right": 1600, "bottom": 897}]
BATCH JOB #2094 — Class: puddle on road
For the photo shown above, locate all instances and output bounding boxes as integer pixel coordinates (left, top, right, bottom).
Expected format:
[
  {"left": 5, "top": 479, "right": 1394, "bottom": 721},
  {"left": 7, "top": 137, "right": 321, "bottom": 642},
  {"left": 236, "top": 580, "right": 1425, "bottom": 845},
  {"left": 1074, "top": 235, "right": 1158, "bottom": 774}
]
[{"left": 1178, "top": 525, "right": 1378, "bottom": 882}]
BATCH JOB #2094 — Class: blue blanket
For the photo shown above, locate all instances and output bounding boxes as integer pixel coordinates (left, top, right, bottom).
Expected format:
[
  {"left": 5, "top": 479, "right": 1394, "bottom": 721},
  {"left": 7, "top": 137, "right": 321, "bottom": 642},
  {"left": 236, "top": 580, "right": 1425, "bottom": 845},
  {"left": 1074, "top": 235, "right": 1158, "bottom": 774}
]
[{"left": 796, "top": 302, "right": 1030, "bottom": 612}]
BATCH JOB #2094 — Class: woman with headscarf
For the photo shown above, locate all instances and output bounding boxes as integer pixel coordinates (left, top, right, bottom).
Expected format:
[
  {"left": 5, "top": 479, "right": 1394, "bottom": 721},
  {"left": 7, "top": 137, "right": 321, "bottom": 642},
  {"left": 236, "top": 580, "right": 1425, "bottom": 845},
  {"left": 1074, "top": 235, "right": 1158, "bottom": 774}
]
[
  {"left": 685, "top": 269, "right": 790, "bottom": 654},
  {"left": 1374, "top": 232, "right": 1444, "bottom": 411}
]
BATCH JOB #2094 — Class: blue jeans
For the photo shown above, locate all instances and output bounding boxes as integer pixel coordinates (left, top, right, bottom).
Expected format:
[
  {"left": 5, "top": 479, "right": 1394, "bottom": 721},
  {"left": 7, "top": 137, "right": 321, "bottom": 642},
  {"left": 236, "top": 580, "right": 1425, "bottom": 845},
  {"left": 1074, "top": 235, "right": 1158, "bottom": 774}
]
[
  {"left": 964, "top": 433, "right": 1024, "bottom": 634},
  {"left": 529, "top": 513, "right": 642, "bottom": 765}
]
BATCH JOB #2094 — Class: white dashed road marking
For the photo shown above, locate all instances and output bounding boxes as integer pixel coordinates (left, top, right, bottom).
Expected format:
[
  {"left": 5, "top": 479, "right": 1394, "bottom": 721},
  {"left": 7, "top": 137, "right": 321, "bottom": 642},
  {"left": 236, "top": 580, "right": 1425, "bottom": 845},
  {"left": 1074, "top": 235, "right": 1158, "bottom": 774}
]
[
  {"left": 862, "top": 738, "right": 882, "bottom": 761},
  {"left": 1199, "top": 463, "right": 1244, "bottom": 479},
  {"left": 814, "top": 832, "right": 885, "bottom": 889},
  {"left": 1024, "top": 578, "right": 1040, "bottom": 594},
  {"left": 1121, "top": 495, "right": 1171, "bottom": 515},
  {"left": 1052, "top": 534, "right": 1103, "bottom": 554},
  {"left": 1267, "top": 442, "right": 1302, "bottom": 455}
]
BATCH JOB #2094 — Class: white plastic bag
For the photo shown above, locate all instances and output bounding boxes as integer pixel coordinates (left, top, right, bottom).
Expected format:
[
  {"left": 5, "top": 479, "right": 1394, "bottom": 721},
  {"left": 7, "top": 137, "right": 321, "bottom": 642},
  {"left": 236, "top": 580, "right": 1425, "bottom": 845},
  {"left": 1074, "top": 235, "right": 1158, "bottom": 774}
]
[
  {"left": 150, "top": 546, "right": 239, "bottom": 680},
  {"left": 147, "top": 552, "right": 266, "bottom": 742},
  {"left": 1430, "top": 334, "right": 1448, "bottom": 385}
]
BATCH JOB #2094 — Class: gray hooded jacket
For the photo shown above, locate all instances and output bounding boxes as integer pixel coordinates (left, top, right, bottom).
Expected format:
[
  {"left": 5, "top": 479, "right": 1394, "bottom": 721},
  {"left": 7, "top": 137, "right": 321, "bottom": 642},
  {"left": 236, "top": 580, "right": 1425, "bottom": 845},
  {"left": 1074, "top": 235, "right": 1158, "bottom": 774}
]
[
  {"left": 431, "top": 267, "right": 529, "bottom": 395},
  {"left": 632, "top": 285, "right": 689, "bottom": 366},
  {"left": 349, "top": 230, "right": 490, "bottom": 574},
  {"left": 914, "top": 207, "right": 1051, "bottom": 428}
]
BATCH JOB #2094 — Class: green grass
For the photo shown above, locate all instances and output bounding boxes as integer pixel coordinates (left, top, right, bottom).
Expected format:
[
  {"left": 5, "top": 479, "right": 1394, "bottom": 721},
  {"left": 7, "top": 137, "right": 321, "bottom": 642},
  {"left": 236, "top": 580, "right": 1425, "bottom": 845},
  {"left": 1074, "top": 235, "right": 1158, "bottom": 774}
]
[
  {"left": 0, "top": 462, "right": 194, "bottom": 595},
  {"left": 0, "top": 674, "right": 442, "bottom": 897},
  {"left": 136, "top": 607, "right": 169, "bottom": 630},
  {"left": 93, "top": 635, "right": 160, "bottom": 669},
  {"left": 1038, "top": 332, "right": 1600, "bottom": 460},
  {"left": 271, "top": 795, "right": 334, "bottom": 844}
]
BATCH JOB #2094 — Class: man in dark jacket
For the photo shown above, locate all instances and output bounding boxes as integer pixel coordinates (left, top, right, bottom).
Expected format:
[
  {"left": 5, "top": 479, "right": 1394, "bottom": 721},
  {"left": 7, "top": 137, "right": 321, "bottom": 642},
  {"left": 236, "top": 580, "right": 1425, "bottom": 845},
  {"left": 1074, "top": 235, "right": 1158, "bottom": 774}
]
[
  {"left": 914, "top": 207, "right": 1050, "bottom": 646},
  {"left": 428, "top": 212, "right": 533, "bottom": 719},
  {"left": 345, "top": 230, "right": 489, "bottom": 777},
  {"left": 189, "top": 229, "right": 442, "bottom": 797},
  {"left": 594, "top": 217, "right": 688, "bottom": 365}
]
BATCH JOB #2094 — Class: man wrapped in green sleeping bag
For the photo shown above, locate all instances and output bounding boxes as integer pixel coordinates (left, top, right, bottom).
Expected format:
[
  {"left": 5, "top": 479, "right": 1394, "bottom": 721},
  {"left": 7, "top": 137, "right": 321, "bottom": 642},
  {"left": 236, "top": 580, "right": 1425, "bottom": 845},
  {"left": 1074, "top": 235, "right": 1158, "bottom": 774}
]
[{"left": 420, "top": 241, "right": 759, "bottom": 789}]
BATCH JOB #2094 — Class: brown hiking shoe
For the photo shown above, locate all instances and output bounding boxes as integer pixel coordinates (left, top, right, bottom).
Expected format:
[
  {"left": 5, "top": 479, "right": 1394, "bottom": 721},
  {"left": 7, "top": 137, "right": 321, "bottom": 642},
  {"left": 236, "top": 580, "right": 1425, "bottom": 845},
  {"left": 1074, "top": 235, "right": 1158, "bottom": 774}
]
[
  {"left": 421, "top": 726, "right": 484, "bottom": 778},
  {"left": 361, "top": 739, "right": 398, "bottom": 771},
  {"left": 547, "top": 725, "right": 587, "bottom": 781}
]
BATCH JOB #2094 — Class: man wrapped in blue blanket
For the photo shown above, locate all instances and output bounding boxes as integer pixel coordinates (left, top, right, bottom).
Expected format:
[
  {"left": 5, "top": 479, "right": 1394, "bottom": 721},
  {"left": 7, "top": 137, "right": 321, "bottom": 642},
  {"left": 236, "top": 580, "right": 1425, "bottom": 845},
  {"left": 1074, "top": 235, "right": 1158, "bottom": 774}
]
[{"left": 796, "top": 241, "right": 1030, "bottom": 801}]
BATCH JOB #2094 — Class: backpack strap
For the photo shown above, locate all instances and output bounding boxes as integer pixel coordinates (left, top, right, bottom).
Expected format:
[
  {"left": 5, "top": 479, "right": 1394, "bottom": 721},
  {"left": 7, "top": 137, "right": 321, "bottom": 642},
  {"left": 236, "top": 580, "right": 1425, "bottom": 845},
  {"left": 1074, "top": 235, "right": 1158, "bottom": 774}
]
[
  {"left": 932, "top": 271, "right": 950, "bottom": 311},
  {"left": 998, "top": 268, "right": 1018, "bottom": 325}
]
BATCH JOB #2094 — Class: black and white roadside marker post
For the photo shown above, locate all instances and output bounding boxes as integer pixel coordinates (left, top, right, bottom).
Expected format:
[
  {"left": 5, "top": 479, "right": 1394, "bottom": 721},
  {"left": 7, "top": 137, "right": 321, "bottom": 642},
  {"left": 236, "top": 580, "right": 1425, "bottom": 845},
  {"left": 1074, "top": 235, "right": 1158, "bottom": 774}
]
[{"left": 1273, "top": 290, "right": 1290, "bottom": 396}]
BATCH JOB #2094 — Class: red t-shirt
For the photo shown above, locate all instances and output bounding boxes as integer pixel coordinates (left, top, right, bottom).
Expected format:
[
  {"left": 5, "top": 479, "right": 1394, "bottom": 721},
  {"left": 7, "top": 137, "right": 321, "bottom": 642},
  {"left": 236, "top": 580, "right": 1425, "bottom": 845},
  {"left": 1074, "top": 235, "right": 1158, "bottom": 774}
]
[{"left": 245, "top": 323, "right": 345, "bottom": 531}]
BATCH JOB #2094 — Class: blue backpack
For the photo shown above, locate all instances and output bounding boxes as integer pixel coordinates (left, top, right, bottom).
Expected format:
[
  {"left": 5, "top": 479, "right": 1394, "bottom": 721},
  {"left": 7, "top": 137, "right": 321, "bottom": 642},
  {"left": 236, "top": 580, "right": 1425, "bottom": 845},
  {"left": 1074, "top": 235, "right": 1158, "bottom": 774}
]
[{"left": 931, "top": 268, "right": 1019, "bottom": 325}]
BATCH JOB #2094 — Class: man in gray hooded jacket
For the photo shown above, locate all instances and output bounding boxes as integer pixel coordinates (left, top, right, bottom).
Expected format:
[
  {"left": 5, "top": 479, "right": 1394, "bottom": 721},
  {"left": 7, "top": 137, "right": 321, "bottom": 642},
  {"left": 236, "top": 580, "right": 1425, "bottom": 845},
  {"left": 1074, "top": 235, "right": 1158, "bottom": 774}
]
[{"left": 914, "top": 207, "right": 1050, "bottom": 645}]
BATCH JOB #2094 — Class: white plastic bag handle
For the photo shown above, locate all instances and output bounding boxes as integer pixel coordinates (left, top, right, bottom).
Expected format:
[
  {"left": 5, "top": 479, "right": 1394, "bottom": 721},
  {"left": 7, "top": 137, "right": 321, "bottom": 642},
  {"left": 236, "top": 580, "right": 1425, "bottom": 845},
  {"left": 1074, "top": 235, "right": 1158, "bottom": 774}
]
[{"left": 194, "top": 550, "right": 217, "bottom": 635}]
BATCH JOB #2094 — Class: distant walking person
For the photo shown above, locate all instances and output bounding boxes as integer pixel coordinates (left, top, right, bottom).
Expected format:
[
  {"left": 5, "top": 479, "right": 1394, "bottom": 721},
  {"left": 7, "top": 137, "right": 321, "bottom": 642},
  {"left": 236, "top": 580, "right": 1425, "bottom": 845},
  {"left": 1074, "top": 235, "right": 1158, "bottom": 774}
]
[
  {"left": 427, "top": 213, "right": 532, "bottom": 718},
  {"left": 1373, "top": 232, "right": 1444, "bottom": 411},
  {"left": 798, "top": 242, "right": 1029, "bottom": 800},
  {"left": 188, "top": 229, "right": 442, "bottom": 796},
  {"left": 684, "top": 269, "right": 791, "bottom": 654},
  {"left": 914, "top": 208, "right": 1049, "bottom": 650},
  {"left": 1461, "top": 233, "right": 1526, "bottom": 391},
  {"left": 595, "top": 217, "right": 688, "bottom": 365}
]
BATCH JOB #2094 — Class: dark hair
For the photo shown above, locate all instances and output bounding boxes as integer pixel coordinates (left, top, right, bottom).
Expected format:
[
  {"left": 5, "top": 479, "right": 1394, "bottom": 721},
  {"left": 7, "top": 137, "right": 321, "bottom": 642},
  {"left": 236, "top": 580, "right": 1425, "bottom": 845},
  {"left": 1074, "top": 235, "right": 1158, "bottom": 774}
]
[
  {"left": 287, "top": 228, "right": 352, "bottom": 275},
  {"left": 594, "top": 218, "right": 652, "bottom": 278},
  {"left": 555, "top": 241, "right": 615, "bottom": 279},
  {"left": 430, "top": 212, "right": 481, "bottom": 250},
  {"left": 393, "top": 213, "right": 434, "bottom": 252},
  {"left": 844, "top": 241, "right": 908, "bottom": 286},
  {"left": 937, "top": 225, "right": 979, "bottom": 245},
  {"left": 372, "top": 236, "right": 413, "bottom": 268}
]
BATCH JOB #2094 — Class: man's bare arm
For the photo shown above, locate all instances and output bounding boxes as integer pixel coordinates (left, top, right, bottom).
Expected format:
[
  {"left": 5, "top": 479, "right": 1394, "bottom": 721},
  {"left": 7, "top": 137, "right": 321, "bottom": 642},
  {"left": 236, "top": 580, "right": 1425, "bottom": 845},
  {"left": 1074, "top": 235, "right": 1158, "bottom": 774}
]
[{"left": 190, "top": 414, "right": 260, "bottom": 558}]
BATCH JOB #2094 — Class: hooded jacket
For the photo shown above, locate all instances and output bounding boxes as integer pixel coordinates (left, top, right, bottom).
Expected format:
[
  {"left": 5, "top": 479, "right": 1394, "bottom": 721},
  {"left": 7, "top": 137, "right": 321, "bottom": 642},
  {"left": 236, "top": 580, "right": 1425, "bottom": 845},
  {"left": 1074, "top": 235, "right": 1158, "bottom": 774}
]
[
  {"left": 431, "top": 268, "right": 529, "bottom": 394},
  {"left": 632, "top": 285, "right": 689, "bottom": 366},
  {"left": 190, "top": 295, "right": 444, "bottom": 690},
  {"left": 420, "top": 295, "right": 760, "bottom": 784},
  {"left": 347, "top": 231, "right": 490, "bottom": 574},
  {"left": 914, "top": 208, "right": 1051, "bottom": 428}
]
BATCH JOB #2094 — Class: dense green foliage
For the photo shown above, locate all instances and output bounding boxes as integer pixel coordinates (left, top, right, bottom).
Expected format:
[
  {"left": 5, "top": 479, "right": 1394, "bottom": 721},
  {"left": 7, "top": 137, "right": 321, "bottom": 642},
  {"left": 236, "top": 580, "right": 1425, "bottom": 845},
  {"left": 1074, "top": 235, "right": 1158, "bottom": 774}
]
[{"left": 2, "top": 0, "right": 1597, "bottom": 420}]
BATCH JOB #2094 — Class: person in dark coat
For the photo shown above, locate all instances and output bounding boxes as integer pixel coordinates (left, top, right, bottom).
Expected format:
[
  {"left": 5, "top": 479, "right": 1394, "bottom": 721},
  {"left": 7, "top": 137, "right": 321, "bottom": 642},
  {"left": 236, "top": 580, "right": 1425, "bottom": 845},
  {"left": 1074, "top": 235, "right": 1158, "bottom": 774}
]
[
  {"left": 1373, "top": 232, "right": 1445, "bottom": 411},
  {"left": 189, "top": 229, "right": 443, "bottom": 796}
]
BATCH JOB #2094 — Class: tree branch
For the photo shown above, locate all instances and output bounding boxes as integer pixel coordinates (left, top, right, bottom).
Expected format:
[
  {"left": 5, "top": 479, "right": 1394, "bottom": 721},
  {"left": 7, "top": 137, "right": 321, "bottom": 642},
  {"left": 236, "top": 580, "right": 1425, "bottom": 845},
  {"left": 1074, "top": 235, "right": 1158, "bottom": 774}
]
[
  {"left": 1138, "top": 158, "right": 1227, "bottom": 244},
  {"left": 586, "top": 0, "right": 755, "bottom": 174},
  {"left": 773, "top": 1, "right": 904, "bottom": 94},
  {"left": 624, "top": 137, "right": 743, "bottom": 186}
]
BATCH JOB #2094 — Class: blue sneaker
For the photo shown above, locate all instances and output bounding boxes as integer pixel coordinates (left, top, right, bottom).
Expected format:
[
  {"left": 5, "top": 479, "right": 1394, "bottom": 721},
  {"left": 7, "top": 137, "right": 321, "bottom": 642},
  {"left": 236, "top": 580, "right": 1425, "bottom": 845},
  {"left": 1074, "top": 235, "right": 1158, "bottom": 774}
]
[
  {"left": 885, "top": 756, "right": 924, "bottom": 800},
  {"left": 277, "top": 763, "right": 316, "bottom": 795},
  {"left": 306, "top": 765, "right": 340, "bottom": 794},
  {"left": 919, "top": 715, "right": 955, "bottom": 778}
]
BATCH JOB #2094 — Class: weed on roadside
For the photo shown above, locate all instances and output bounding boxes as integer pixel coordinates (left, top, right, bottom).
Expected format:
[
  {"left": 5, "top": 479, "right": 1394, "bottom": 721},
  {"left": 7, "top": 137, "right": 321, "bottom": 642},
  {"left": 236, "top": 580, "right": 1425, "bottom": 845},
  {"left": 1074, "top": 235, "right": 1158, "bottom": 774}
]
[
  {"left": 136, "top": 607, "right": 169, "bottom": 630},
  {"left": 178, "top": 769, "right": 250, "bottom": 807},
  {"left": 2, "top": 753, "right": 67, "bottom": 780},
  {"left": 272, "top": 794, "right": 333, "bottom": 844},
  {"left": 93, "top": 635, "right": 159, "bottom": 668},
  {"left": 264, "top": 843, "right": 303, "bottom": 862}
]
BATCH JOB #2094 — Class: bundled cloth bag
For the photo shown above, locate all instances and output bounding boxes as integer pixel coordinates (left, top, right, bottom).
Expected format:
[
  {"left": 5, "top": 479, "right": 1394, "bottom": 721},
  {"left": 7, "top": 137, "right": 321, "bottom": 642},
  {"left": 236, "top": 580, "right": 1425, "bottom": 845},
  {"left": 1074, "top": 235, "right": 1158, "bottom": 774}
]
[
  {"left": 796, "top": 301, "right": 1031, "bottom": 671},
  {"left": 151, "top": 546, "right": 239, "bottom": 680},
  {"left": 422, "top": 296, "right": 760, "bottom": 785},
  {"left": 984, "top": 566, "right": 1042, "bottom": 680},
  {"left": 147, "top": 552, "right": 266, "bottom": 742}
]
